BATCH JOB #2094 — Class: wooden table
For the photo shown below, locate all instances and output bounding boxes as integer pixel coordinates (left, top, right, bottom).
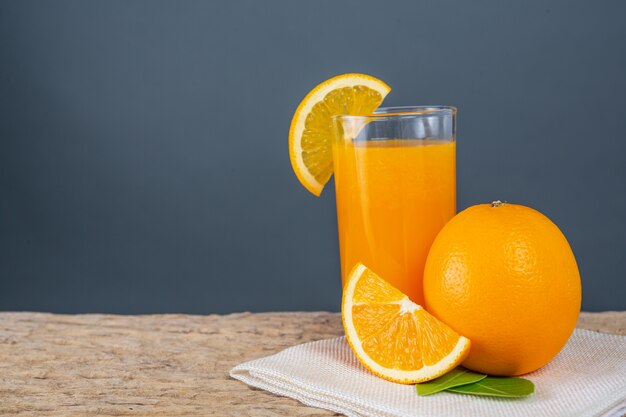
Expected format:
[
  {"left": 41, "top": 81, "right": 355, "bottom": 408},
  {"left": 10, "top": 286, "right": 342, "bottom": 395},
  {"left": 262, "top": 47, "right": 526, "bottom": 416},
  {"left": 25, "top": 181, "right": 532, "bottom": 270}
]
[{"left": 0, "top": 311, "right": 624, "bottom": 416}]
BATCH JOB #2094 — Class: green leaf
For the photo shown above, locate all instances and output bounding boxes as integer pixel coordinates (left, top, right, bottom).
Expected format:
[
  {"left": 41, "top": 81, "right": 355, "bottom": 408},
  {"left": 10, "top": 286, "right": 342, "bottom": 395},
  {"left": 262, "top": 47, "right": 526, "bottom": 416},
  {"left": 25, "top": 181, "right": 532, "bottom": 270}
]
[
  {"left": 446, "top": 376, "right": 535, "bottom": 397},
  {"left": 416, "top": 368, "right": 487, "bottom": 396}
]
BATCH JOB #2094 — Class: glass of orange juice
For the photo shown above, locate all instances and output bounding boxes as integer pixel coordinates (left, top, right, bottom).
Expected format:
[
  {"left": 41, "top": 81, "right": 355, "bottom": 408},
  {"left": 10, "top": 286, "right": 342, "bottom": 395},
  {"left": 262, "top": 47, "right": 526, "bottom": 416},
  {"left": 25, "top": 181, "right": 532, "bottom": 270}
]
[{"left": 331, "top": 106, "right": 456, "bottom": 304}]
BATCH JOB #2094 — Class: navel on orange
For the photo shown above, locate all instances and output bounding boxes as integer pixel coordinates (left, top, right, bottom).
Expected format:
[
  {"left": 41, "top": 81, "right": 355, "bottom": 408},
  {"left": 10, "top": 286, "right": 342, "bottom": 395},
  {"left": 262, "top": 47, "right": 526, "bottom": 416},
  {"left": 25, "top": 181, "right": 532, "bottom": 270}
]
[
  {"left": 288, "top": 74, "right": 390, "bottom": 196},
  {"left": 423, "top": 201, "right": 582, "bottom": 376},
  {"left": 342, "top": 263, "right": 470, "bottom": 384}
]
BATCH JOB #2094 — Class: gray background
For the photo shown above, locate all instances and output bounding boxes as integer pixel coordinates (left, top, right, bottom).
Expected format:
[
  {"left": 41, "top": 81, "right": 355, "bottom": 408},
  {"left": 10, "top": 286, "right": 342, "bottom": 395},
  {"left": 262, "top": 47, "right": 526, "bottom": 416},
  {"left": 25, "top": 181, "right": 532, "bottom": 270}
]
[{"left": 1, "top": 0, "right": 625, "bottom": 314}]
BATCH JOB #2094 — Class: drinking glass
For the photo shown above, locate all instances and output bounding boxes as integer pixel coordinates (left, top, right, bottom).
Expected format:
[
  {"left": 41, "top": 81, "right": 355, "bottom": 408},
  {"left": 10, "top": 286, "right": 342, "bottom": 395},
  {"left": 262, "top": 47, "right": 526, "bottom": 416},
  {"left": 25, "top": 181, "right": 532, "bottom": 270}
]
[{"left": 332, "top": 106, "right": 456, "bottom": 304}]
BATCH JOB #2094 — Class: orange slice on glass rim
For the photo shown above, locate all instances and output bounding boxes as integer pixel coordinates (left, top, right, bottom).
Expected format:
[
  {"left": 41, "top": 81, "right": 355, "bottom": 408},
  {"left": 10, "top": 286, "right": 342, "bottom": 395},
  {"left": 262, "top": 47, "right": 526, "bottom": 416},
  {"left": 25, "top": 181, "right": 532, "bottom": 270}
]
[{"left": 288, "top": 73, "right": 390, "bottom": 196}]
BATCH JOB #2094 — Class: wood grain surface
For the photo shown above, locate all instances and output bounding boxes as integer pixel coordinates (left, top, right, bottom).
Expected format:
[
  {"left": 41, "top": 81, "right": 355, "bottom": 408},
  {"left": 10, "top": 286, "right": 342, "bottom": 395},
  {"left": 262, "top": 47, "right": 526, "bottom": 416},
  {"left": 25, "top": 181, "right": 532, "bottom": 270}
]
[{"left": 0, "top": 311, "right": 624, "bottom": 416}]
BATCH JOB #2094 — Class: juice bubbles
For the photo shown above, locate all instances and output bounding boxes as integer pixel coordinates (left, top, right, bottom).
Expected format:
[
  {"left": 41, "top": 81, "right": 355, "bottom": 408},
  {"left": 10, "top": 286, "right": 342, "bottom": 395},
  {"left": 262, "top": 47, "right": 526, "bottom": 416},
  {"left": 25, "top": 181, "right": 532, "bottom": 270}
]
[{"left": 332, "top": 139, "right": 455, "bottom": 305}]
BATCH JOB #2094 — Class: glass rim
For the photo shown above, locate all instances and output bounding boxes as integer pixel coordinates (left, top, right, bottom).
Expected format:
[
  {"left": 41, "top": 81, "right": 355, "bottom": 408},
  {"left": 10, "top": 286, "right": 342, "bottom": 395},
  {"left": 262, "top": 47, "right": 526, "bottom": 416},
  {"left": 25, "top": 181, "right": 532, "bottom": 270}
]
[{"left": 332, "top": 105, "right": 456, "bottom": 121}]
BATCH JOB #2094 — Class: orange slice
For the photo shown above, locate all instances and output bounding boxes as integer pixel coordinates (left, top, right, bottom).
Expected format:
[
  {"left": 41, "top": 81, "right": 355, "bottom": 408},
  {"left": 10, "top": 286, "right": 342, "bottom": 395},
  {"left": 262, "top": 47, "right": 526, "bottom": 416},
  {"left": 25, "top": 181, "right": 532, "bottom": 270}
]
[
  {"left": 342, "top": 263, "right": 471, "bottom": 384},
  {"left": 288, "top": 73, "right": 390, "bottom": 196}
]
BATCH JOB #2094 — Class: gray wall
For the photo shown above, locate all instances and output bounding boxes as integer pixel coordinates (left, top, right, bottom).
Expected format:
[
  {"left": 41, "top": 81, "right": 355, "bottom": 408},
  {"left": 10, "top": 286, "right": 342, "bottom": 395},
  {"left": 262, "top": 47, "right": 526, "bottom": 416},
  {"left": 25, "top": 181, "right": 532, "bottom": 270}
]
[{"left": 1, "top": 0, "right": 625, "bottom": 314}]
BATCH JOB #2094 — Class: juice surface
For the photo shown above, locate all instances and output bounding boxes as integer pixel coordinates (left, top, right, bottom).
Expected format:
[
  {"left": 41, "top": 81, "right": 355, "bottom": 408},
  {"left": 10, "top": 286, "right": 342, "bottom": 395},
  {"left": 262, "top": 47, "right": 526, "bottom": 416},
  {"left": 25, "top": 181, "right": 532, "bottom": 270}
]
[{"left": 333, "top": 139, "right": 456, "bottom": 305}]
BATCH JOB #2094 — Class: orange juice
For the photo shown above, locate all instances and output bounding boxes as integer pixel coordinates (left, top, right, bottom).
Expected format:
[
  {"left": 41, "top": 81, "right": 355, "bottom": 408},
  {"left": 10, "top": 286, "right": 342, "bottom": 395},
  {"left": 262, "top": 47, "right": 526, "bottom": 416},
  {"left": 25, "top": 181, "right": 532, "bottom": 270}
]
[{"left": 332, "top": 139, "right": 455, "bottom": 304}]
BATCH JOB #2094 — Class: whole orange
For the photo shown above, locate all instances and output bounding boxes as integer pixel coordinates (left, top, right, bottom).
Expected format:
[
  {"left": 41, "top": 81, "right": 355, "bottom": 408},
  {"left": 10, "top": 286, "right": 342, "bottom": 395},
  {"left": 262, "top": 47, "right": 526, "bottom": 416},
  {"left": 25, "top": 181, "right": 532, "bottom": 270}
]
[{"left": 423, "top": 201, "right": 581, "bottom": 376}]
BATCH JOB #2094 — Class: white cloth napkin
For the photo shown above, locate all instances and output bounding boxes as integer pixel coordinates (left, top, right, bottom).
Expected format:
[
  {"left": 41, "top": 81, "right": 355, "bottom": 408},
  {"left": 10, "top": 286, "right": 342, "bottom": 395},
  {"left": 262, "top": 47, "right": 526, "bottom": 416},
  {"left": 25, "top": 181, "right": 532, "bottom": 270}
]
[{"left": 231, "top": 328, "right": 626, "bottom": 417}]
